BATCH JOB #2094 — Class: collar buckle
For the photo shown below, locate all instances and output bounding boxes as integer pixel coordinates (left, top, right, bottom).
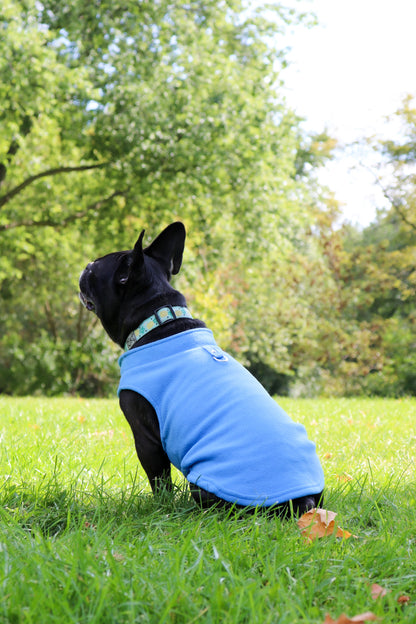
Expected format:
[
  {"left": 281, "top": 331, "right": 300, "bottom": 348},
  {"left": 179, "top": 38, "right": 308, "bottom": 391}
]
[{"left": 154, "top": 305, "right": 176, "bottom": 326}]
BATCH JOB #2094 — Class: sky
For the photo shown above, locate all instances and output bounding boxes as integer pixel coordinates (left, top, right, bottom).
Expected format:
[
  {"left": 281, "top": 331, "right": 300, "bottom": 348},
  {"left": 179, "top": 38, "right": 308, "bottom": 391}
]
[{"left": 279, "top": 0, "right": 416, "bottom": 225}]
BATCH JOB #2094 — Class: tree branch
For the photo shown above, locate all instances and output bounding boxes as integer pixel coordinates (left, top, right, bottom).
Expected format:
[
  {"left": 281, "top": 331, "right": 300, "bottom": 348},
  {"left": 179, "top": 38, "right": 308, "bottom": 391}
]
[
  {"left": 378, "top": 183, "right": 416, "bottom": 232},
  {"left": 0, "top": 189, "right": 127, "bottom": 231},
  {"left": 362, "top": 163, "right": 416, "bottom": 232},
  {"left": 0, "top": 162, "right": 107, "bottom": 208}
]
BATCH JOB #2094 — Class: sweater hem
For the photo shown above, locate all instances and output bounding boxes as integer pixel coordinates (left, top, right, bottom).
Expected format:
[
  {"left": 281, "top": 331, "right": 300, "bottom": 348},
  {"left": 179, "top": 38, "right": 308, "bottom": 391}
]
[{"left": 187, "top": 475, "right": 325, "bottom": 507}]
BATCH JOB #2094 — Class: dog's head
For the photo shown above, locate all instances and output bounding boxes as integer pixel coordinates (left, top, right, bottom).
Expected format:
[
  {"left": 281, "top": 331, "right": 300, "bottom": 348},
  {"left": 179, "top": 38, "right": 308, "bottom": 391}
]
[{"left": 79, "top": 222, "right": 186, "bottom": 346}]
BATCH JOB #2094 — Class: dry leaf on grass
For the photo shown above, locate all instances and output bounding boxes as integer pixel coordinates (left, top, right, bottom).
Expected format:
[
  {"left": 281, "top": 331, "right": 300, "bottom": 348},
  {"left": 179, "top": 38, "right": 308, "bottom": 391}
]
[
  {"left": 397, "top": 595, "right": 410, "bottom": 604},
  {"left": 336, "top": 473, "right": 353, "bottom": 483},
  {"left": 323, "top": 612, "right": 380, "bottom": 624},
  {"left": 297, "top": 508, "right": 353, "bottom": 541},
  {"left": 370, "top": 583, "right": 389, "bottom": 600}
]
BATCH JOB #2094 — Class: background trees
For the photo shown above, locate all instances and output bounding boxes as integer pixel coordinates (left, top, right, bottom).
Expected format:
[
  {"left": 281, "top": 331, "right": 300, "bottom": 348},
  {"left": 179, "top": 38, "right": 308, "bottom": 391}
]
[
  {"left": 334, "top": 98, "right": 416, "bottom": 396},
  {"left": 286, "top": 98, "right": 416, "bottom": 397},
  {"left": 0, "top": 0, "right": 414, "bottom": 397}
]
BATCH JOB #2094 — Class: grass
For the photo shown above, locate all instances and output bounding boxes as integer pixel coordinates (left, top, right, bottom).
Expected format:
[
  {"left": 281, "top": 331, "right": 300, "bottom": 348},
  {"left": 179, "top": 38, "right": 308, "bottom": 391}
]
[{"left": 0, "top": 396, "right": 415, "bottom": 623}]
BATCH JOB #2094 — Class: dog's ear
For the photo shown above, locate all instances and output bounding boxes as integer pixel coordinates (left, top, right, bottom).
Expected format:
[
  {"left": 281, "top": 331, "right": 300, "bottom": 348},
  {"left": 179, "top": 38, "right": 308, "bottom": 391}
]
[
  {"left": 145, "top": 222, "right": 186, "bottom": 276},
  {"left": 115, "top": 230, "right": 145, "bottom": 285}
]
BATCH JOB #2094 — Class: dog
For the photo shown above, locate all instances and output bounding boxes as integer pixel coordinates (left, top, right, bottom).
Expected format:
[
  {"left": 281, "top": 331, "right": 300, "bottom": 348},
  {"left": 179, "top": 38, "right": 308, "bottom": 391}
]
[{"left": 79, "top": 222, "right": 324, "bottom": 515}]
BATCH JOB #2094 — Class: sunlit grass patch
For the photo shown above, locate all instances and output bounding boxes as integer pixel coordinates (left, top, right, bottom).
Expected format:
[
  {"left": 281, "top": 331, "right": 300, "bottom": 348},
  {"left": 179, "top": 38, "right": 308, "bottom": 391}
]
[{"left": 1, "top": 396, "right": 415, "bottom": 623}]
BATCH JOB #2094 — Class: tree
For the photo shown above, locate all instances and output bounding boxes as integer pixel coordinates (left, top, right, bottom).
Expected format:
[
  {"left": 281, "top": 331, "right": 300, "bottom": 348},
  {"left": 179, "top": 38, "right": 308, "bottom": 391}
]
[
  {"left": 0, "top": 0, "right": 336, "bottom": 395},
  {"left": 377, "top": 95, "right": 416, "bottom": 231},
  {"left": 296, "top": 96, "right": 416, "bottom": 397},
  {"left": 353, "top": 99, "right": 416, "bottom": 395}
]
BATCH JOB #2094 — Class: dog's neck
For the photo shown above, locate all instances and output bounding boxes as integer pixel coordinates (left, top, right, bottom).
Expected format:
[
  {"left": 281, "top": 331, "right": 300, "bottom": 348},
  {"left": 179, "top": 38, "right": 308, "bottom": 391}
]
[
  {"left": 125, "top": 305, "right": 191, "bottom": 349},
  {"left": 123, "top": 295, "right": 206, "bottom": 351}
]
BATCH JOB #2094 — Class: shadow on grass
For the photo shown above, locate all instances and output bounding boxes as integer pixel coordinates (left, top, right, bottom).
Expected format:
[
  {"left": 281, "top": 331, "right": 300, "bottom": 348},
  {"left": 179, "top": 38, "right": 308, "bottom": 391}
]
[
  {"left": 0, "top": 473, "right": 200, "bottom": 537},
  {"left": 1, "top": 467, "right": 415, "bottom": 540}
]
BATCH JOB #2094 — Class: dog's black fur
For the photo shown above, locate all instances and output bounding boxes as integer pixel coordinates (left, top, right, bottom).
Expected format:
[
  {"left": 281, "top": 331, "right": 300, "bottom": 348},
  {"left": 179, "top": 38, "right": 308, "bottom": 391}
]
[{"left": 79, "top": 222, "right": 323, "bottom": 516}]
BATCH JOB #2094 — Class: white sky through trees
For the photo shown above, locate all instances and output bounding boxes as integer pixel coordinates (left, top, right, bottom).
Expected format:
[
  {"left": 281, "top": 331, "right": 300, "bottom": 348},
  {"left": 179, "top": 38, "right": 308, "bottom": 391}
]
[{"left": 280, "top": 0, "right": 416, "bottom": 225}]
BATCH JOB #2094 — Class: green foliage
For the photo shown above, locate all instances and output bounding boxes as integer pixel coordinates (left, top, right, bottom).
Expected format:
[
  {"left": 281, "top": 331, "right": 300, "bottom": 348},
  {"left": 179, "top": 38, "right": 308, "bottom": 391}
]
[
  {"left": 1, "top": 0, "right": 415, "bottom": 397},
  {"left": 260, "top": 97, "right": 416, "bottom": 398},
  {"left": 0, "top": 0, "right": 338, "bottom": 397},
  {"left": 322, "top": 99, "right": 416, "bottom": 397},
  {"left": 294, "top": 209, "right": 416, "bottom": 397}
]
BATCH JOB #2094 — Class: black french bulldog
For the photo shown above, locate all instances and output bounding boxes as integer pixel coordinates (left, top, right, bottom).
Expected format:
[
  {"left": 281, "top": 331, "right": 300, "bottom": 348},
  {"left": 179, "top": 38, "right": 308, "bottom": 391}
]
[{"left": 79, "top": 222, "right": 324, "bottom": 515}]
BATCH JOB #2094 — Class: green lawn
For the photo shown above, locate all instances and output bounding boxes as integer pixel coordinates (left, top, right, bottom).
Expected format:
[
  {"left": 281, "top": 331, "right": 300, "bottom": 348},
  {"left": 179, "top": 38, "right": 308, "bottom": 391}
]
[{"left": 1, "top": 396, "right": 415, "bottom": 623}]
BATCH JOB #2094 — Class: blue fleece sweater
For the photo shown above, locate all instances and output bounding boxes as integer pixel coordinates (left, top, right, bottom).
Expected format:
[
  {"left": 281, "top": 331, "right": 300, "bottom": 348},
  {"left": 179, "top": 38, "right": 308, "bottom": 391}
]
[{"left": 118, "top": 328, "right": 324, "bottom": 507}]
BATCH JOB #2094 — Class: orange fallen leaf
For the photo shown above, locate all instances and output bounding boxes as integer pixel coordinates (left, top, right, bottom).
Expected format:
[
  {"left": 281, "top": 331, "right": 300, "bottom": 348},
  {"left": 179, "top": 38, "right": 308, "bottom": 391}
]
[
  {"left": 336, "top": 527, "right": 353, "bottom": 539},
  {"left": 297, "top": 508, "right": 353, "bottom": 541},
  {"left": 370, "top": 583, "right": 389, "bottom": 599},
  {"left": 324, "top": 453, "right": 333, "bottom": 460},
  {"left": 323, "top": 612, "right": 379, "bottom": 624},
  {"left": 77, "top": 414, "right": 86, "bottom": 423},
  {"left": 397, "top": 595, "right": 410, "bottom": 604},
  {"left": 298, "top": 507, "right": 336, "bottom": 531},
  {"left": 336, "top": 473, "right": 353, "bottom": 483}
]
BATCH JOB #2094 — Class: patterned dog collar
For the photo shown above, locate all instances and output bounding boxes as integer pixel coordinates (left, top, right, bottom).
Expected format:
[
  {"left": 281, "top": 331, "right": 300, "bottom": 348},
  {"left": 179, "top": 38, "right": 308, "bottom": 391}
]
[{"left": 124, "top": 305, "right": 193, "bottom": 350}]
